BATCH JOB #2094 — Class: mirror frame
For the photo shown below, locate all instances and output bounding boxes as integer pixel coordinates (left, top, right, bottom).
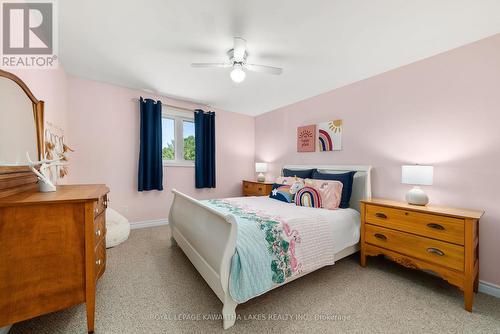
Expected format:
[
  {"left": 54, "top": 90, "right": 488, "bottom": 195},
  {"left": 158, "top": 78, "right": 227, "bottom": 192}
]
[{"left": 0, "top": 69, "right": 45, "bottom": 197}]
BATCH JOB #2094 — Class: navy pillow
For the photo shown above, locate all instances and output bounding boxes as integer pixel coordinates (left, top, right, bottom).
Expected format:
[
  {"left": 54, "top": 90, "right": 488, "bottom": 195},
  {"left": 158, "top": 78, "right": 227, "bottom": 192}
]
[
  {"left": 269, "top": 183, "right": 294, "bottom": 203},
  {"left": 312, "top": 170, "right": 356, "bottom": 208},
  {"left": 283, "top": 168, "right": 315, "bottom": 179}
]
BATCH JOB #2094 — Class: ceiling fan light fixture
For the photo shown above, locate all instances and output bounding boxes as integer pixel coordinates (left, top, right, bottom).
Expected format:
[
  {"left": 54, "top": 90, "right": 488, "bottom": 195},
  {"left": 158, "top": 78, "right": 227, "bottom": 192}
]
[
  {"left": 191, "top": 37, "right": 282, "bottom": 81},
  {"left": 230, "top": 65, "right": 246, "bottom": 83}
]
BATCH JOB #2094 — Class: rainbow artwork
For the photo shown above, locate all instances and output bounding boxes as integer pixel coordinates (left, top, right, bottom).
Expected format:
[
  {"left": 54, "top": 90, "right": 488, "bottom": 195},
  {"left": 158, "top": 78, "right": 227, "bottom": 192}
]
[
  {"left": 318, "top": 119, "right": 342, "bottom": 151},
  {"left": 294, "top": 186, "right": 322, "bottom": 208}
]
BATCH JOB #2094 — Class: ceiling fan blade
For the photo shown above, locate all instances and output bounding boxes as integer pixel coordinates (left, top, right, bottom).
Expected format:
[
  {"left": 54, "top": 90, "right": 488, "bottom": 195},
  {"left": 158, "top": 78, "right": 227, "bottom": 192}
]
[
  {"left": 245, "top": 64, "right": 283, "bottom": 75},
  {"left": 191, "top": 63, "right": 231, "bottom": 68},
  {"left": 233, "top": 37, "right": 247, "bottom": 62}
]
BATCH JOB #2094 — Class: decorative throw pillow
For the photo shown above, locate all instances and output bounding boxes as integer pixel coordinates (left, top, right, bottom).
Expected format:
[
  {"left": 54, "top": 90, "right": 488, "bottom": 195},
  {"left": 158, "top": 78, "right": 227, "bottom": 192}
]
[
  {"left": 304, "top": 179, "right": 343, "bottom": 210},
  {"left": 283, "top": 168, "right": 315, "bottom": 179},
  {"left": 294, "top": 186, "right": 322, "bottom": 208},
  {"left": 311, "top": 170, "right": 356, "bottom": 209},
  {"left": 289, "top": 181, "right": 304, "bottom": 195},
  {"left": 269, "top": 183, "right": 295, "bottom": 203},
  {"left": 275, "top": 176, "right": 304, "bottom": 185}
]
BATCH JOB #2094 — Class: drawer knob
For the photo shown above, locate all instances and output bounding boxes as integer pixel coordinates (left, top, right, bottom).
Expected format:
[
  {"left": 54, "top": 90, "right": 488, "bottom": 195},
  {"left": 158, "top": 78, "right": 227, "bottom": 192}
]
[
  {"left": 374, "top": 233, "right": 387, "bottom": 241},
  {"left": 95, "top": 208, "right": 99, "bottom": 214},
  {"left": 426, "top": 247, "right": 445, "bottom": 256},
  {"left": 258, "top": 187, "right": 262, "bottom": 191},
  {"left": 427, "top": 223, "right": 444, "bottom": 230},
  {"left": 96, "top": 259, "right": 102, "bottom": 265},
  {"left": 375, "top": 212, "right": 387, "bottom": 219},
  {"left": 104, "top": 200, "right": 108, "bottom": 207},
  {"left": 95, "top": 229, "right": 101, "bottom": 237}
]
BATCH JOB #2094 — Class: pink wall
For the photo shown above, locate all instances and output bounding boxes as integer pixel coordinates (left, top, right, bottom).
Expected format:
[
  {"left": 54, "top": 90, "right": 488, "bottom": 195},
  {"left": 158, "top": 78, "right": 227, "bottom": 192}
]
[
  {"left": 66, "top": 76, "right": 255, "bottom": 222},
  {"left": 255, "top": 34, "right": 500, "bottom": 285}
]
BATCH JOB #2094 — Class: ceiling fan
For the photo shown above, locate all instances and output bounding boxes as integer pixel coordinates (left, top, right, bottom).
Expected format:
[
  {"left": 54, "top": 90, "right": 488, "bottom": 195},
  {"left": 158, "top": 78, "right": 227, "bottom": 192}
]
[{"left": 191, "top": 37, "right": 283, "bottom": 83}]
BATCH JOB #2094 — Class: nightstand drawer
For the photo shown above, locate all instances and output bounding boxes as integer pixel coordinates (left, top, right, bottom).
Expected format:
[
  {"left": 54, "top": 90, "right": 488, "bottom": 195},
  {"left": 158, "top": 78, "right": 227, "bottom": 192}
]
[
  {"left": 242, "top": 181, "right": 272, "bottom": 196},
  {"left": 365, "top": 224, "right": 464, "bottom": 271},
  {"left": 365, "top": 204, "right": 464, "bottom": 245}
]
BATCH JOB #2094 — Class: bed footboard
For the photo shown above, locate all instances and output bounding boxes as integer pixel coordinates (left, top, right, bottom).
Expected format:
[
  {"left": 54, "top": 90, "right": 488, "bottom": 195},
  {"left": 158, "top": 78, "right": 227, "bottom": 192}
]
[{"left": 168, "top": 189, "right": 238, "bottom": 329}]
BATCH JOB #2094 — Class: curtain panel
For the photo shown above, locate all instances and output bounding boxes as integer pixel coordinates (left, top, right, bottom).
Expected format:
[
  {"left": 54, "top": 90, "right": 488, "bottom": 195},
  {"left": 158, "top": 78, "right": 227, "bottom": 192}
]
[
  {"left": 138, "top": 97, "right": 163, "bottom": 191},
  {"left": 194, "top": 110, "right": 216, "bottom": 188}
]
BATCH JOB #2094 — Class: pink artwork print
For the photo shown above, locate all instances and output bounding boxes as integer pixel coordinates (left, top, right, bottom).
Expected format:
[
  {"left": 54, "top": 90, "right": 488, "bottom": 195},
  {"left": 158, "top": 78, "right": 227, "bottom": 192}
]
[{"left": 297, "top": 125, "right": 316, "bottom": 152}]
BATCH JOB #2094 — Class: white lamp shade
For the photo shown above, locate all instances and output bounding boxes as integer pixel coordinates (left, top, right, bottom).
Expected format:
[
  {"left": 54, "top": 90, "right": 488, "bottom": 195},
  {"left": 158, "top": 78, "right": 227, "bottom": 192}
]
[
  {"left": 255, "top": 162, "right": 268, "bottom": 173},
  {"left": 401, "top": 165, "right": 433, "bottom": 186}
]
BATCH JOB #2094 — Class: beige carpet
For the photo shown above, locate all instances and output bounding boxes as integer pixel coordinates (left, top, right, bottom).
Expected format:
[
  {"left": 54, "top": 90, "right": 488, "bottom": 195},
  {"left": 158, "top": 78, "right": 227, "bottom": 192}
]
[{"left": 11, "top": 226, "right": 500, "bottom": 334}]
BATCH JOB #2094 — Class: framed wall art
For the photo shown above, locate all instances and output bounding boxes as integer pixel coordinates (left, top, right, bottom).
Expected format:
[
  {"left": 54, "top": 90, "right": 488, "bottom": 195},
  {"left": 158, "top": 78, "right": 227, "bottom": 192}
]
[
  {"left": 297, "top": 124, "right": 316, "bottom": 152},
  {"left": 318, "top": 119, "right": 342, "bottom": 151}
]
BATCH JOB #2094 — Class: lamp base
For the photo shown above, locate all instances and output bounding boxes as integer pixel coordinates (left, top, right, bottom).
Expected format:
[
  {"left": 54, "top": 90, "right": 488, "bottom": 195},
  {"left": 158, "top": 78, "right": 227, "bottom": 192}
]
[
  {"left": 405, "top": 186, "right": 429, "bottom": 206},
  {"left": 257, "top": 173, "right": 265, "bottom": 182}
]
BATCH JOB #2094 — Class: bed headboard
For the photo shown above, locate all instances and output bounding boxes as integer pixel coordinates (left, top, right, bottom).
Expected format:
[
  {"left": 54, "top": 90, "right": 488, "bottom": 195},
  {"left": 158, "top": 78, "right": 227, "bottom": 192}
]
[{"left": 282, "top": 165, "right": 372, "bottom": 212}]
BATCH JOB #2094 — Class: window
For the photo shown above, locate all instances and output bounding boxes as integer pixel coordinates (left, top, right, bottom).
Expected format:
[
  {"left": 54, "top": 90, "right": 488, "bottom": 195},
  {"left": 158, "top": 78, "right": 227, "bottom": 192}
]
[
  {"left": 182, "top": 120, "right": 195, "bottom": 161},
  {"left": 162, "top": 118, "right": 175, "bottom": 160},
  {"left": 161, "top": 108, "right": 195, "bottom": 166}
]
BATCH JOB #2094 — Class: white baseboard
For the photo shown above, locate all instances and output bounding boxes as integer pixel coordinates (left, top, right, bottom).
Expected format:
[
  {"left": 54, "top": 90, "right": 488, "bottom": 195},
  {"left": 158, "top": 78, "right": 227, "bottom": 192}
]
[
  {"left": 0, "top": 325, "right": 12, "bottom": 334},
  {"left": 130, "top": 218, "right": 168, "bottom": 230},
  {"left": 479, "top": 280, "right": 500, "bottom": 298}
]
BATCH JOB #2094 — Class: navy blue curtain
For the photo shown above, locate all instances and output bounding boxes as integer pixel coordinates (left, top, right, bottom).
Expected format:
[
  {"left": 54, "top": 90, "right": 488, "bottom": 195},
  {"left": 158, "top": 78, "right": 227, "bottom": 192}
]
[
  {"left": 138, "top": 97, "right": 163, "bottom": 191},
  {"left": 195, "top": 110, "right": 216, "bottom": 188}
]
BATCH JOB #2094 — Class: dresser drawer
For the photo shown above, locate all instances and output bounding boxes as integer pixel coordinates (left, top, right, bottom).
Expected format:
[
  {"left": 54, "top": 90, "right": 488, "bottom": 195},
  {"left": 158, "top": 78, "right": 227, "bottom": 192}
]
[
  {"left": 95, "top": 239, "right": 106, "bottom": 279},
  {"left": 365, "top": 204, "right": 465, "bottom": 245},
  {"left": 242, "top": 181, "right": 271, "bottom": 196},
  {"left": 94, "top": 212, "right": 106, "bottom": 246},
  {"left": 365, "top": 224, "right": 464, "bottom": 271},
  {"left": 94, "top": 195, "right": 108, "bottom": 217}
]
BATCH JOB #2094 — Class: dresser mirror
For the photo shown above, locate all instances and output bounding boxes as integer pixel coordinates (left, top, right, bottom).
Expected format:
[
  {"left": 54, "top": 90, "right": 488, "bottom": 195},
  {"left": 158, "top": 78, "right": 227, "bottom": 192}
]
[{"left": 0, "top": 69, "right": 44, "bottom": 197}]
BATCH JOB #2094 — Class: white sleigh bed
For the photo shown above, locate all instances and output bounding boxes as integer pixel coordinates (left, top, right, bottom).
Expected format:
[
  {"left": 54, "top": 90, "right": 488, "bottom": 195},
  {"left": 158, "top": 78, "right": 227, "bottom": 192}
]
[{"left": 168, "top": 165, "right": 372, "bottom": 329}]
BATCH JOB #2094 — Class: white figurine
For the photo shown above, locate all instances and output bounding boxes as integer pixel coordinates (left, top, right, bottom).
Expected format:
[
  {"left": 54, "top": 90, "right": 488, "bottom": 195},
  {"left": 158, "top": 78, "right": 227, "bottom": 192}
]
[{"left": 26, "top": 152, "right": 66, "bottom": 192}]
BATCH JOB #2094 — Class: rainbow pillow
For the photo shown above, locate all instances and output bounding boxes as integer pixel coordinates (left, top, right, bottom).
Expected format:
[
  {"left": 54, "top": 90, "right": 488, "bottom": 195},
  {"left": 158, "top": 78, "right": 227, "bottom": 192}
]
[
  {"left": 269, "top": 183, "right": 294, "bottom": 203},
  {"left": 294, "top": 186, "right": 322, "bottom": 208}
]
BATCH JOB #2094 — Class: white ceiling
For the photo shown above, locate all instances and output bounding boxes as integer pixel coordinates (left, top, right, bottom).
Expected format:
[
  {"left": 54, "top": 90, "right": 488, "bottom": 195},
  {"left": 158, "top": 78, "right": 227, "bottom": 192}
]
[{"left": 60, "top": 0, "right": 500, "bottom": 116}]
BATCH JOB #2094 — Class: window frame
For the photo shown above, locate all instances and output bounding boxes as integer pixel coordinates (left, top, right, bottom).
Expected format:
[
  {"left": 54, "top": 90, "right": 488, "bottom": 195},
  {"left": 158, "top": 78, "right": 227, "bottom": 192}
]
[{"left": 162, "top": 107, "right": 195, "bottom": 167}]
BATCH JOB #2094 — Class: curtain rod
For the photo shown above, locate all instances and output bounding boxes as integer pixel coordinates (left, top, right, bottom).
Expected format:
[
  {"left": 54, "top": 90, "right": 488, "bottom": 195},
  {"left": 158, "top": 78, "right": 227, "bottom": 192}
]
[{"left": 131, "top": 98, "right": 200, "bottom": 113}]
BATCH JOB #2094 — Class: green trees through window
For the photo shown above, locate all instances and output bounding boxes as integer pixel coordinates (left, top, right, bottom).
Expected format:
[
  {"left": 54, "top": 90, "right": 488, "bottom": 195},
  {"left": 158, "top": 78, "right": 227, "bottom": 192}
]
[
  {"left": 162, "top": 143, "right": 174, "bottom": 160},
  {"left": 161, "top": 117, "right": 195, "bottom": 162},
  {"left": 183, "top": 135, "right": 195, "bottom": 160}
]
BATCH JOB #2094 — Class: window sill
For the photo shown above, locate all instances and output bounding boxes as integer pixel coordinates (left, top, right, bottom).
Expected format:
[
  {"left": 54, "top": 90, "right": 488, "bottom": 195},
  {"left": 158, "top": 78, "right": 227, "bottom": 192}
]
[{"left": 163, "top": 161, "right": 195, "bottom": 168}]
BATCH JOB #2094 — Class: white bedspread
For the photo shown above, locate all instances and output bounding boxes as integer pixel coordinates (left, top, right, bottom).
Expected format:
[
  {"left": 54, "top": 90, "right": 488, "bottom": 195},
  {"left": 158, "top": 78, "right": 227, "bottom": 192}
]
[
  {"left": 203, "top": 196, "right": 361, "bottom": 302},
  {"left": 226, "top": 196, "right": 361, "bottom": 254}
]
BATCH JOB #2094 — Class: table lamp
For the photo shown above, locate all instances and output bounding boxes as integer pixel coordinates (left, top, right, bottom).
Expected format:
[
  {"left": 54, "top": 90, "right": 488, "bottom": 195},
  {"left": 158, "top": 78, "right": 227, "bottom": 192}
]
[
  {"left": 255, "top": 162, "right": 268, "bottom": 182},
  {"left": 401, "top": 165, "right": 433, "bottom": 206}
]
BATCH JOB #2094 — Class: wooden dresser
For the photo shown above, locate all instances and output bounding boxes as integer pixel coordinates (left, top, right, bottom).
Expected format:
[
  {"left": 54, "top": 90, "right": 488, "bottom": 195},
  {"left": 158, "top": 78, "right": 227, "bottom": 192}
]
[
  {"left": 0, "top": 184, "right": 109, "bottom": 333},
  {"left": 360, "top": 198, "right": 483, "bottom": 311},
  {"left": 242, "top": 180, "right": 273, "bottom": 196}
]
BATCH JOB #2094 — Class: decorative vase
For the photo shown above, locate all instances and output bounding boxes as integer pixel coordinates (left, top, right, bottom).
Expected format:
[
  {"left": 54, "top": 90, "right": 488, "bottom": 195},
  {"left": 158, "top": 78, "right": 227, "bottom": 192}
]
[{"left": 39, "top": 181, "right": 56, "bottom": 192}]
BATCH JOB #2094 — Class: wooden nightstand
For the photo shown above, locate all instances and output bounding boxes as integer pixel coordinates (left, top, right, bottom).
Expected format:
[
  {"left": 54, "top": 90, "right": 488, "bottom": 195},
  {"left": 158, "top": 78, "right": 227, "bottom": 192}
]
[
  {"left": 242, "top": 180, "right": 273, "bottom": 196},
  {"left": 360, "top": 198, "right": 483, "bottom": 312}
]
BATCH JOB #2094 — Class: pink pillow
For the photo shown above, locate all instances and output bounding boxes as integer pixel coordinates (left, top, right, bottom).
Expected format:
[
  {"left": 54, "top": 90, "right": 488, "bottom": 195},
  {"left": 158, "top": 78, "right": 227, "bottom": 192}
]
[
  {"left": 275, "top": 176, "right": 304, "bottom": 185},
  {"left": 304, "top": 179, "right": 343, "bottom": 210}
]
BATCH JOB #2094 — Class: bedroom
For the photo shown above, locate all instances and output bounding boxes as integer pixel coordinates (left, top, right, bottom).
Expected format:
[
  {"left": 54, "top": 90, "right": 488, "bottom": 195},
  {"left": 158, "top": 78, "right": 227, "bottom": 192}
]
[{"left": 0, "top": 1, "right": 499, "bottom": 333}]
